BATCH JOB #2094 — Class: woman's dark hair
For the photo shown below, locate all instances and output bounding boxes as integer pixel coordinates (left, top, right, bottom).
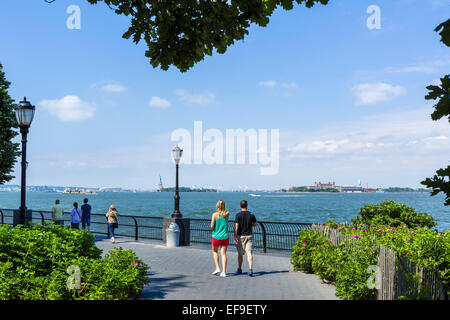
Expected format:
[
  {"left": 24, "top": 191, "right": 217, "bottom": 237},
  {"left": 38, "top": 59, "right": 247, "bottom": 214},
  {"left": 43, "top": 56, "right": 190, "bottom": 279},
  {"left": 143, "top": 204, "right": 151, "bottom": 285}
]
[
  {"left": 73, "top": 202, "right": 78, "bottom": 208},
  {"left": 240, "top": 200, "right": 248, "bottom": 209}
]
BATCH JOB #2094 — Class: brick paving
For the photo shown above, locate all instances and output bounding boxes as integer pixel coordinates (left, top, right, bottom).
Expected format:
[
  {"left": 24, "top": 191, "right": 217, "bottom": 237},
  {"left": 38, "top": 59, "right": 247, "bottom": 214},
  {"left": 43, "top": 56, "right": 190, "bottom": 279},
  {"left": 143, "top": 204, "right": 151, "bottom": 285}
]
[{"left": 95, "top": 237, "right": 338, "bottom": 300}]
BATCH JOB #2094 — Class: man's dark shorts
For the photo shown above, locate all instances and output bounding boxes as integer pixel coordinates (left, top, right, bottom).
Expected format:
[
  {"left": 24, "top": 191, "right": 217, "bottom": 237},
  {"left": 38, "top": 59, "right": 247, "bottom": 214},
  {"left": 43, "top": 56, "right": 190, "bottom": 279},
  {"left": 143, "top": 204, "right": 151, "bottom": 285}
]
[{"left": 81, "top": 216, "right": 91, "bottom": 229}]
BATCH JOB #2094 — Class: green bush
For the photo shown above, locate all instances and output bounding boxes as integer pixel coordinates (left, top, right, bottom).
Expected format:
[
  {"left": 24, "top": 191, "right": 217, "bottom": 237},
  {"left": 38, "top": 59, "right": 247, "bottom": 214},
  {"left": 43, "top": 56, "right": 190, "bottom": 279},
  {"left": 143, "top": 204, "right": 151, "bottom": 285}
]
[
  {"left": 378, "top": 227, "right": 450, "bottom": 293},
  {"left": 352, "top": 200, "right": 436, "bottom": 229},
  {"left": 0, "top": 223, "right": 149, "bottom": 300},
  {"left": 311, "top": 242, "right": 346, "bottom": 283},
  {"left": 290, "top": 222, "right": 449, "bottom": 299},
  {"left": 334, "top": 236, "right": 379, "bottom": 300},
  {"left": 290, "top": 230, "right": 328, "bottom": 273}
]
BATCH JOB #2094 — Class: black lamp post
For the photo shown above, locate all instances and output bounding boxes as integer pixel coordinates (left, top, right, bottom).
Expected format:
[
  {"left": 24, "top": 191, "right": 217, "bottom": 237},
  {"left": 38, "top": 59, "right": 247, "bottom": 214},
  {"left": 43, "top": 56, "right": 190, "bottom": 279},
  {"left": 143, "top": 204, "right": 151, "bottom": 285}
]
[
  {"left": 14, "top": 97, "right": 35, "bottom": 226},
  {"left": 171, "top": 145, "right": 183, "bottom": 218}
]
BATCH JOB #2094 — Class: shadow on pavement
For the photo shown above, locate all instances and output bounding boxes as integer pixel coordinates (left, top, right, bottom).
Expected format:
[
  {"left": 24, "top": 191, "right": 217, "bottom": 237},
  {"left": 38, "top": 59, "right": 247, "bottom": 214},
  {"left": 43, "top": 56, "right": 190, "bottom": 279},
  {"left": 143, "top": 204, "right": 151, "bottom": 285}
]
[
  {"left": 138, "top": 273, "right": 191, "bottom": 300},
  {"left": 251, "top": 270, "right": 290, "bottom": 277}
]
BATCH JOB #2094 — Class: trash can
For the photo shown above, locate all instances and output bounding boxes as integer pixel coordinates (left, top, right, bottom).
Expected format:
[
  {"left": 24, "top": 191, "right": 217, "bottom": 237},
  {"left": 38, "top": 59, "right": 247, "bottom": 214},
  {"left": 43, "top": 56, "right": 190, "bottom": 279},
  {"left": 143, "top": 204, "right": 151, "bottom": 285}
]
[{"left": 166, "top": 222, "right": 180, "bottom": 247}]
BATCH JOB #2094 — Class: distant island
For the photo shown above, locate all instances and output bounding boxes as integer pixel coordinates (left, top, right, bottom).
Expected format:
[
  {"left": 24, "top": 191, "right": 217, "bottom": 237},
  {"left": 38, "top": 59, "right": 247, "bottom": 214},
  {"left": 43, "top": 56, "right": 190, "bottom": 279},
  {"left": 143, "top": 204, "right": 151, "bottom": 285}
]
[
  {"left": 0, "top": 182, "right": 429, "bottom": 194},
  {"left": 380, "top": 187, "right": 430, "bottom": 193},
  {"left": 278, "top": 182, "right": 430, "bottom": 193}
]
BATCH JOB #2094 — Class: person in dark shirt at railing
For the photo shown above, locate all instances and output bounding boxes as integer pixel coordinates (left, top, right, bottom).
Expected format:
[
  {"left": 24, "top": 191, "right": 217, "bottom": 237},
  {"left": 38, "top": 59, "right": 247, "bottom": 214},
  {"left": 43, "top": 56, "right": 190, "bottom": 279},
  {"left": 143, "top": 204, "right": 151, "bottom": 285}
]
[
  {"left": 234, "top": 200, "right": 257, "bottom": 277},
  {"left": 81, "top": 198, "right": 92, "bottom": 232}
]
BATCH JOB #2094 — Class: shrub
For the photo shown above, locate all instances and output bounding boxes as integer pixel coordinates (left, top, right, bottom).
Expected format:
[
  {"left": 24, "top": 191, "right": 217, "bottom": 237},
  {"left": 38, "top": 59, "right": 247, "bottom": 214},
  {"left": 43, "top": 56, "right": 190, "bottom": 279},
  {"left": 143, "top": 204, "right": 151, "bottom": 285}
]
[
  {"left": 291, "top": 222, "right": 449, "bottom": 299},
  {"left": 334, "top": 236, "right": 379, "bottom": 300},
  {"left": 352, "top": 200, "right": 436, "bottom": 229},
  {"left": 290, "top": 230, "right": 328, "bottom": 273},
  {"left": 311, "top": 242, "right": 346, "bottom": 283},
  {"left": 78, "top": 248, "right": 149, "bottom": 300},
  {"left": 0, "top": 223, "right": 149, "bottom": 300}
]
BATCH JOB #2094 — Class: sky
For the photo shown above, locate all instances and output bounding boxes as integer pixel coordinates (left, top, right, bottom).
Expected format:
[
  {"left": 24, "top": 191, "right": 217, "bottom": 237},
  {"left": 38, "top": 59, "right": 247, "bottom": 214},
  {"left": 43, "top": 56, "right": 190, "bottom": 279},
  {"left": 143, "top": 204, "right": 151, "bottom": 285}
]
[{"left": 0, "top": 0, "right": 449, "bottom": 190}]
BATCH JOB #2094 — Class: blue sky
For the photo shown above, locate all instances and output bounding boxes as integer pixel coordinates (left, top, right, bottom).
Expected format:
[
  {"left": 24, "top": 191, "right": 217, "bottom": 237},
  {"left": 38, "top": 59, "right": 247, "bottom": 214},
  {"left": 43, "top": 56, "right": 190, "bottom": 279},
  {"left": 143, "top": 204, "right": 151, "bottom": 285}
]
[{"left": 1, "top": 0, "right": 449, "bottom": 190}]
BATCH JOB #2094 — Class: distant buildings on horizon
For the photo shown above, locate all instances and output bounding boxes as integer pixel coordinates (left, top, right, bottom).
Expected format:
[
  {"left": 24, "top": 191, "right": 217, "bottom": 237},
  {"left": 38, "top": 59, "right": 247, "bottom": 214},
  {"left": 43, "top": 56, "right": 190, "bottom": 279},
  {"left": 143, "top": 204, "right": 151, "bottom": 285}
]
[
  {"left": 279, "top": 181, "right": 430, "bottom": 193},
  {"left": 0, "top": 182, "right": 430, "bottom": 194}
]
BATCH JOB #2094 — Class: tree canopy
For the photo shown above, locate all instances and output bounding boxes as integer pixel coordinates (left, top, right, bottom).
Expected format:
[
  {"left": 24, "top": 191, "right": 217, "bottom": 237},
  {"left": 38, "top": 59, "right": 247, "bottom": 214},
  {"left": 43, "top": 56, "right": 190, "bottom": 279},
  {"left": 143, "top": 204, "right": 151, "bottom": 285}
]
[
  {"left": 435, "top": 18, "right": 450, "bottom": 47},
  {"left": 425, "top": 75, "right": 449, "bottom": 122},
  {"left": 0, "top": 64, "right": 20, "bottom": 185},
  {"left": 420, "top": 18, "right": 450, "bottom": 206},
  {"left": 81, "top": 0, "right": 329, "bottom": 72}
]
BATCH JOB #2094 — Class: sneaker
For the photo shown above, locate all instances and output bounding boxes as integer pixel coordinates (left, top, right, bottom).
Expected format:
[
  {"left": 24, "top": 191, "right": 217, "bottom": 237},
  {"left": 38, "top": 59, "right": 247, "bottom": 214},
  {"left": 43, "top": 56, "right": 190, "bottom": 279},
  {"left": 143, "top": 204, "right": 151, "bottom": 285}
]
[
  {"left": 234, "top": 268, "right": 242, "bottom": 275},
  {"left": 212, "top": 269, "right": 221, "bottom": 275},
  {"left": 220, "top": 272, "right": 227, "bottom": 277},
  {"left": 248, "top": 269, "right": 254, "bottom": 277}
]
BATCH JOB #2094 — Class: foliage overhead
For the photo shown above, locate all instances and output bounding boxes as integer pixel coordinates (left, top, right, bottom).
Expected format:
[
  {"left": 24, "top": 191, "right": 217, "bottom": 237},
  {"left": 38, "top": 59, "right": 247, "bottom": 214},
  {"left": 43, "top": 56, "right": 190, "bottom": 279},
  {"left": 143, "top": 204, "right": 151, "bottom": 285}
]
[
  {"left": 84, "top": 0, "right": 329, "bottom": 72},
  {"left": 0, "top": 63, "right": 20, "bottom": 185},
  {"left": 425, "top": 75, "right": 450, "bottom": 122},
  {"left": 435, "top": 18, "right": 450, "bottom": 46},
  {"left": 421, "top": 18, "right": 450, "bottom": 206},
  {"left": 421, "top": 166, "right": 450, "bottom": 206}
]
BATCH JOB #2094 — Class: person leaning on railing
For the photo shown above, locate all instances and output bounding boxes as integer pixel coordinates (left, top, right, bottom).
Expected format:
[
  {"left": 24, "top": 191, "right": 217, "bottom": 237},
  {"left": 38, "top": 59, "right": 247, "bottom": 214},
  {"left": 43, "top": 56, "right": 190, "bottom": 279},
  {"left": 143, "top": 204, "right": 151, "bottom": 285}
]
[
  {"left": 70, "top": 202, "right": 82, "bottom": 230},
  {"left": 106, "top": 205, "right": 119, "bottom": 243},
  {"left": 51, "top": 199, "right": 64, "bottom": 226}
]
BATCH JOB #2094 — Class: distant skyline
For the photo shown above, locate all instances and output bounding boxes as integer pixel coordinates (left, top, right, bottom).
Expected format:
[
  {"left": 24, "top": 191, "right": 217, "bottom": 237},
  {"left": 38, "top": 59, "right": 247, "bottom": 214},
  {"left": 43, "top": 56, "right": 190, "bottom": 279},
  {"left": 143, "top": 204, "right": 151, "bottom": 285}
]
[
  {"left": 0, "top": 182, "right": 433, "bottom": 192},
  {"left": 1, "top": 0, "right": 449, "bottom": 190}
]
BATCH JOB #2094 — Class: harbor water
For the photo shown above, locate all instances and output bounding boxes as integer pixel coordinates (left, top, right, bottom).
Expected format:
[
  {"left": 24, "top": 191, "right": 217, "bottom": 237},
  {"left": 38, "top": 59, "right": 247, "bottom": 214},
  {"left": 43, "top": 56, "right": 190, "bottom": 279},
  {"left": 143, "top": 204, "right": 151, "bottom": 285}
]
[{"left": 0, "top": 191, "right": 448, "bottom": 231}]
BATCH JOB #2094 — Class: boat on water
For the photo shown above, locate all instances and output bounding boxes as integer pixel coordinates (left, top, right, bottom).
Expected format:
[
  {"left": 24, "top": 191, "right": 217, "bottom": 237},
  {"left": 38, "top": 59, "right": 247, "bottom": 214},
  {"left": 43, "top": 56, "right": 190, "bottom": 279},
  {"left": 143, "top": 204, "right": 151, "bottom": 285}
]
[
  {"left": 249, "top": 194, "right": 261, "bottom": 197},
  {"left": 62, "top": 188, "right": 97, "bottom": 195}
]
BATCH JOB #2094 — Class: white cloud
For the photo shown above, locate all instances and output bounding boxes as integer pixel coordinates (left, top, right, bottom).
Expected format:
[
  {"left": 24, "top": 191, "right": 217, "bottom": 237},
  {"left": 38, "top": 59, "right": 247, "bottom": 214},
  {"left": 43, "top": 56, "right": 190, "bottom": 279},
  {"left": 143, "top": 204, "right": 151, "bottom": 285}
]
[
  {"left": 384, "top": 59, "right": 450, "bottom": 74},
  {"left": 101, "top": 84, "right": 126, "bottom": 93},
  {"left": 175, "top": 89, "right": 215, "bottom": 105},
  {"left": 351, "top": 83, "right": 406, "bottom": 106},
  {"left": 39, "top": 96, "right": 95, "bottom": 122},
  {"left": 149, "top": 96, "right": 171, "bottom": 108},
  {"left": 259, "top": 80, "right": 299, "bottom": 97},
  {"left": 259, "top": 81, "right": 299, "bottom": 90},
  {"left": 284, "top": 107, "right": 450, "bottom": 162},
  {"left": 259, "top": 80, "right": 277, "bottom": 87},
  {"left": 290, "top": 139, "right": 354, "bottom": 154},
  {"left": 384, "top": 66, "right": 435, "bottom": 74},
  {"left": 281, "top": 82, "right": 299, "bottom": 90}
]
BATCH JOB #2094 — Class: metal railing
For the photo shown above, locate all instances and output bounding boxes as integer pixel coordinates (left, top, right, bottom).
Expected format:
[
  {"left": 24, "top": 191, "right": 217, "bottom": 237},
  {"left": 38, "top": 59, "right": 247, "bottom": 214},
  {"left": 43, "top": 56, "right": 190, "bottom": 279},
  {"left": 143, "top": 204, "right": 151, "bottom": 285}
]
[
  {"left": 188, "top": 218, "right": 312, "bottom": 252},
  {"left": 0, "top": 209, "right": 312, "bottom": 253}
]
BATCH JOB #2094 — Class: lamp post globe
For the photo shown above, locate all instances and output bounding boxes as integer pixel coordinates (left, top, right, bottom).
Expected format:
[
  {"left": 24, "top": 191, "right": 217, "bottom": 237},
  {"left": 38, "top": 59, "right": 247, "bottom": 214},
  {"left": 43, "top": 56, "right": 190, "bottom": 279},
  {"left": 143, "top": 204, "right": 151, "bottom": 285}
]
[
  {"left": 14, "top": 97, "right": 35, "bottom": 226},
  {"left": 14, "top": 97, "right": 35, "bottom": 127},
  {"left": 171, "top": 145, "right": 183, "bottom": 218},
  {"left": 172, "top": 145, "right": 183, "bottom": 165}
]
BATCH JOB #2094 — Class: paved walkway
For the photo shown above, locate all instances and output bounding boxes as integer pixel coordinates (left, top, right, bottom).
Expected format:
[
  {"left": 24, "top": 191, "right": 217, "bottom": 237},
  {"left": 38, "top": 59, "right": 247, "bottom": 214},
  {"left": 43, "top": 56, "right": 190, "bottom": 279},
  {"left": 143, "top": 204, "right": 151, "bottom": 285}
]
[{"left": 95, "top": 238, "right": 338, "bottom": 300}]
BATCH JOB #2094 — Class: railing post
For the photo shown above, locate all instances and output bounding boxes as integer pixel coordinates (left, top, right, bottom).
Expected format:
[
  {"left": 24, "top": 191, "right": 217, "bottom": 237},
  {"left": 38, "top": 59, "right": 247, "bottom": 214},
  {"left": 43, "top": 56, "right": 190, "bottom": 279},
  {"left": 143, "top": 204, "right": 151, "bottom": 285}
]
[
  {"left": 106, "top": 216, "right": 110, "bottom": 238},
  {"left": 131, "top": 216, "right": 138, "bottom": 241},
  {"left": 0, "top": 209, "right": 3, "bottom": 225},
  {"left": 259, "top": 221, "right": 267, "bottom": 253},
  {"left": 39, "top": 211, "right": 44, "bottom": 225}
]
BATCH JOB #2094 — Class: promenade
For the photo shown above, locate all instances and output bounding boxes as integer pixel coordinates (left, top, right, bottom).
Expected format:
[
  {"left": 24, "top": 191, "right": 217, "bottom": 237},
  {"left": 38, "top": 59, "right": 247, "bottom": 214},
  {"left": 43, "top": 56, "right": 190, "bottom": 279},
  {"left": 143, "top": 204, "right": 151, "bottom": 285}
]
[{"left": 95, "top": 237, "right": 338, "bottom": 300}]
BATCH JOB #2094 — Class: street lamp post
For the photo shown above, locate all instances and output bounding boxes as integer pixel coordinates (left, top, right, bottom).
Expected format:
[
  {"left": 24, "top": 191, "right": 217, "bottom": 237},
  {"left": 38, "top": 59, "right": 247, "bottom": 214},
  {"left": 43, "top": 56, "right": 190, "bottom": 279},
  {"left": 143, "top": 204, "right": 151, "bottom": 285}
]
[
  {"left": 171, "top": 145, "right": 183, "bottom": 218},
  {"left": 14, "top": 97, "right": 35, "bottom": 226}
]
